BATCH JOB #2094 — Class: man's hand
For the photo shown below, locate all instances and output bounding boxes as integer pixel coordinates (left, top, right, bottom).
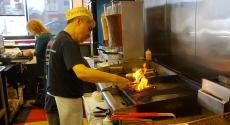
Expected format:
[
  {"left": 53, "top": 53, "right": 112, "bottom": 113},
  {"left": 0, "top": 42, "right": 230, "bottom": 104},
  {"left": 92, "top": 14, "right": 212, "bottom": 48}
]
[{"left": 115, "top": 76, "right": 130, "bottom": 90}]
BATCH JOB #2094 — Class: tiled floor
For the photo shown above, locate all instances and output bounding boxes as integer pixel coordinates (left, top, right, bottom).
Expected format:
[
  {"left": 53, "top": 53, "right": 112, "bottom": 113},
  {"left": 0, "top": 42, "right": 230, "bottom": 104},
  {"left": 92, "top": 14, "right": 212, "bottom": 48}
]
[
  {"left": 12, "top": 106, "right": 47, "bottom": 125},
  {"left": 14, "top": 121, "right": 48, "bottom": 125},
  {"left": 24, "top": 121, "right": 49, "bottom": 125},
  {"left": 13, "top": 111, "right": 88, "bottom": 125},
  {"left": 13, "top": 100, "right": 88, "bottom": 125},
  {"left": 14, "top": 119, "right": 88, "bottom": 125}
]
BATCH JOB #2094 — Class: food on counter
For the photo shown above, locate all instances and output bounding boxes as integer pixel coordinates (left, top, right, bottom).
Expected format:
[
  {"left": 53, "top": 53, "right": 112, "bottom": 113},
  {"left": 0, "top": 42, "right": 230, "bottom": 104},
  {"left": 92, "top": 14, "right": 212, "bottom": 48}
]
[
  {"left": 96, "top": 62, "right": 109, "bottom": 68},
  {"left": 92, "top": 91, "right": 103, "bottom": 102}
]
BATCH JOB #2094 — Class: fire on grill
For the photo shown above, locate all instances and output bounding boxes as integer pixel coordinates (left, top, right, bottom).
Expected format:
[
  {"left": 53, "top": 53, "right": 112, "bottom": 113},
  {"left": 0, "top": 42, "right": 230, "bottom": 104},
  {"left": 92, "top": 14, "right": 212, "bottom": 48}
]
[
  {"left": 126, "top": 63, "right": 156, "bottom": 92},
  {"left": 112, "top": 63, "right": 202, "bottom": 117}
]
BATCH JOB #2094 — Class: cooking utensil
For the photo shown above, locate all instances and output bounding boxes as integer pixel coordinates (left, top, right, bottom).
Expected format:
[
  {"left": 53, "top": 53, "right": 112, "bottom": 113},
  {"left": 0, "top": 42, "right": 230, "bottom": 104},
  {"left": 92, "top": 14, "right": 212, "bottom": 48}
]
[{"left": 109, "top": 112, "right": 176, "bottom": 121}]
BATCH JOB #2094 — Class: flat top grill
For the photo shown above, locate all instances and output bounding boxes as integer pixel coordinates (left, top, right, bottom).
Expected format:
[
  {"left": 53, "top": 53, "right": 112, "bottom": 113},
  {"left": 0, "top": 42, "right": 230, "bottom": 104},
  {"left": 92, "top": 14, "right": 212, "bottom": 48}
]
[
  {"left": 99, "top": 64, "right": 201, "bottom": 117},
  {"left": 122, "top": 75, "right": 196, "bottom": 105}
]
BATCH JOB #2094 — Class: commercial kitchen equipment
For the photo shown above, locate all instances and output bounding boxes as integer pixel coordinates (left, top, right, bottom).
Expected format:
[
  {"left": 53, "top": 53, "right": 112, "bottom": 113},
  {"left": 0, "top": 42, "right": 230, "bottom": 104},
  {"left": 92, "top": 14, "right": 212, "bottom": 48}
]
[
  {"left": 99, "top": 1, "right": 144, "bottom": 65},
  {"left": 98, "top": 61, "right": 201, "bottom": 118},
  {"left": 198, "top": 77, "right": 230, "bottom": 114}
]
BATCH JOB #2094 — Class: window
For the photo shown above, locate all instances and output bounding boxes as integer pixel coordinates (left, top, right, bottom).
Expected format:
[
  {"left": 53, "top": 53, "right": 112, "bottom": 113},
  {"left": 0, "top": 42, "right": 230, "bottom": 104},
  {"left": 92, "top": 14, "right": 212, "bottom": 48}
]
[
  {"left": 0, "top": 0, "right": 72, "bottom": 36},
  {"left": 0, "top": 16, "right": 28, "bottom": 36},
  {"left": 0, "top": 0, "right": 27, "bottom": 36},
  {"left": 27, "top": 0, "right": 72, "bottom": 34},
  {"left": 0, "top": 0, "right": 25, "bottom": 15}
]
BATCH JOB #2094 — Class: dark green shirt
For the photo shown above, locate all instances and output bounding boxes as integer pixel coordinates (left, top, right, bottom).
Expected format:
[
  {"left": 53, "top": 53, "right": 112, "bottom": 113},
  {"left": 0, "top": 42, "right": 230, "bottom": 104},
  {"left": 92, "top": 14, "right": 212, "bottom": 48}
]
[{"left": 35, "top": 33, "right": 52, "bottom": 75}]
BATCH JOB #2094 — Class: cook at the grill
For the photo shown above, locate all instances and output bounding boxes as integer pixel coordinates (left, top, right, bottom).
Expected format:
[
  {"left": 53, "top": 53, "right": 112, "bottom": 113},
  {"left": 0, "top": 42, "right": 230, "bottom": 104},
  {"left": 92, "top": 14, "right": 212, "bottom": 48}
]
[{"left": 47, "top": 7, "right": 130, "bottom": 125}]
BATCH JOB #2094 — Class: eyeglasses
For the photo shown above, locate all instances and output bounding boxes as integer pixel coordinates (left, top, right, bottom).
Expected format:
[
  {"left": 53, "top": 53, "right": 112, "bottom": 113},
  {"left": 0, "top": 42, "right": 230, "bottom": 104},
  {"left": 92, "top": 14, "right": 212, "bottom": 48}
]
[{"left": 88, "top": 26, "right": 93, "bottom": 32}]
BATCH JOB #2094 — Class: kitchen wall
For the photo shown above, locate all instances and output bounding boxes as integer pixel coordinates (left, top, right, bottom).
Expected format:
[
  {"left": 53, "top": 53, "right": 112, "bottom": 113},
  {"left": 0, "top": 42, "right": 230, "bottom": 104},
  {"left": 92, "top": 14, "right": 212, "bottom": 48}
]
[{"left": 144, "top": 0, "right": 230, "bottom": 82}]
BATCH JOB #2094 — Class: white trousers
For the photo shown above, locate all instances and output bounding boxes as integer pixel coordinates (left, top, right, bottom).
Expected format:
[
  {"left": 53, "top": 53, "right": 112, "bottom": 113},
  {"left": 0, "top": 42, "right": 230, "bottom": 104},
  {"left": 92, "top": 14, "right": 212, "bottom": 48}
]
[{"left": 54, "top": 96, "right": 83, "bottom": 125}]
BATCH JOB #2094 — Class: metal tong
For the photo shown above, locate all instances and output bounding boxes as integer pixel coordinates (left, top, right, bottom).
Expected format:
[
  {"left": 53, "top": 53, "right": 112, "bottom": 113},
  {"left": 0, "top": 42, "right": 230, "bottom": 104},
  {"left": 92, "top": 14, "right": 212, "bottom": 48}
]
[
  {"left": 93, "top": 107, "right": 110, "bottom": 117},
  {"left": 109, "top": 112, "right": 176, "bottom": 121}
]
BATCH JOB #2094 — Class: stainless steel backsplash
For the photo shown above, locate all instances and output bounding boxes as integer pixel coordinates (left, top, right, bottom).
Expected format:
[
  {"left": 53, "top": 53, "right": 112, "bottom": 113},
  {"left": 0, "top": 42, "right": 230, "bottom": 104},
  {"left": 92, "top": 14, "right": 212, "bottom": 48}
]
[{"left": 144, "top": 0, "right": 230, "bottom": 82}]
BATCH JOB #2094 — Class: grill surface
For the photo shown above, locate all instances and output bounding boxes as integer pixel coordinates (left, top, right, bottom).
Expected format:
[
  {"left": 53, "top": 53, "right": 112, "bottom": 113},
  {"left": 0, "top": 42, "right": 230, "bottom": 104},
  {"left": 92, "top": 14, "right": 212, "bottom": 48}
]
[{"left": 120, "top": 75, "right": 201, "bottom": 117}]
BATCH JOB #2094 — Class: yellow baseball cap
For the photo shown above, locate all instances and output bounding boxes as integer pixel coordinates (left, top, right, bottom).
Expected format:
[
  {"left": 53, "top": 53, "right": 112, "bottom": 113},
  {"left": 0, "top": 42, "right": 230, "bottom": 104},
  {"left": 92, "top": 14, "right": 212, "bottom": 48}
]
[{"left": 65, "top": 7, "right": 94, "bottom": 21}]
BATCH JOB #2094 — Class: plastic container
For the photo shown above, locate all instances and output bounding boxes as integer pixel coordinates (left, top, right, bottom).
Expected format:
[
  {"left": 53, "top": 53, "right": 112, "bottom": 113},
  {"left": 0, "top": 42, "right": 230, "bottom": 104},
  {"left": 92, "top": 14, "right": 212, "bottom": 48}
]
[{"left": 145, "top": 49, "right": 152, "bottom": 61}]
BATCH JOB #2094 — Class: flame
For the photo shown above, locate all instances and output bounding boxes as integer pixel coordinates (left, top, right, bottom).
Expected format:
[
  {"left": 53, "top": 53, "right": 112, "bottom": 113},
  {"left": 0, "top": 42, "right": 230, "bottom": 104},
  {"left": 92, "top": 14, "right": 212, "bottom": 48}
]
[
  {"left": 132, "top": 63, "right": 150, "bottom": 91},
  {"left": 137, "top": 77, "right": 148, "bottom": 91}
]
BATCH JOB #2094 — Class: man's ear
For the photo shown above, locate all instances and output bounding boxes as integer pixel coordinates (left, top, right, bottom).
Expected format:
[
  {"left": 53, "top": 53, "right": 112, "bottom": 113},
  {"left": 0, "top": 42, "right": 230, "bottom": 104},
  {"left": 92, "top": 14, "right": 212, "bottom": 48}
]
[{"left": 74, "top": 18, "right": 81, "bottom": 26}]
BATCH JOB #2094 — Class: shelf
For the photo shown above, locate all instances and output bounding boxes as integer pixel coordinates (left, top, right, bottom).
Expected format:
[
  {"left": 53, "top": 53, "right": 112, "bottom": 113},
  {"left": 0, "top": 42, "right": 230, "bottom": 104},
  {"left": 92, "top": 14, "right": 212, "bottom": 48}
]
[{"left": 0, "top": 108, "right": 6, "bottom": 119}]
